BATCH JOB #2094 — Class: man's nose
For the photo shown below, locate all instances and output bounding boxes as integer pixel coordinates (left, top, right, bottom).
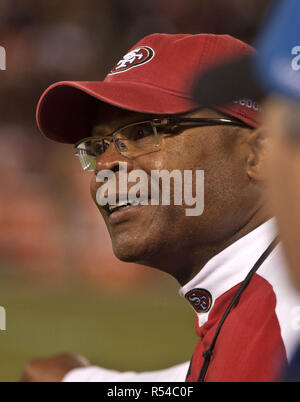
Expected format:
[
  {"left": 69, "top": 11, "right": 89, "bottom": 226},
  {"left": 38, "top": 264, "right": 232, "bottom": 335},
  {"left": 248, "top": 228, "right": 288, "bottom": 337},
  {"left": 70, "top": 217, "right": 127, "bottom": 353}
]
[{"left": 94, "top": 143, "right": 133, "bottom": 174}]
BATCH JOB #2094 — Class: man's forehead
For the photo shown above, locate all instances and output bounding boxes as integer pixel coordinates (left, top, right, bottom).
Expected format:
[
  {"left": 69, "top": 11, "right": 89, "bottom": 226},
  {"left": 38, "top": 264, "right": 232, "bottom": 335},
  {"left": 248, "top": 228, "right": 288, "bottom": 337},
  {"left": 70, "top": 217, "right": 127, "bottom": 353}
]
[
  {"left": 92, "top": 102, "right": 158, "bottom": 136},
  {"left": 91, "top": 102, "right": 225, "bottom": 136}
]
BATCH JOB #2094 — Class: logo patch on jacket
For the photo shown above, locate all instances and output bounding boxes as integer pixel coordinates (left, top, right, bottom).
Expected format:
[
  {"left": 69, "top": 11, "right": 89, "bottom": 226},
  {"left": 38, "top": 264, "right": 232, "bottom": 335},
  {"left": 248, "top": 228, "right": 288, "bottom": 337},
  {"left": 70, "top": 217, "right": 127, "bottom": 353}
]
[
  {"left": 185, "top": 288, "right": 212, "bottom": 313},
  {"left": 109, "top": 46, "right": 155, "bottom": 74}
]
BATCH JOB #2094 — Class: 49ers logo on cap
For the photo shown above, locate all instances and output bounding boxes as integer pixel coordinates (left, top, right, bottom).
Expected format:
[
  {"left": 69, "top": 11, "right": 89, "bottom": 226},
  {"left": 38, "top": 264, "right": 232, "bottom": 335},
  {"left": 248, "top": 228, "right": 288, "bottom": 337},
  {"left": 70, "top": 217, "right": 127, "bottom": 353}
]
[{"left": 109, "top": 46, "right": 155, "bottom": 75}]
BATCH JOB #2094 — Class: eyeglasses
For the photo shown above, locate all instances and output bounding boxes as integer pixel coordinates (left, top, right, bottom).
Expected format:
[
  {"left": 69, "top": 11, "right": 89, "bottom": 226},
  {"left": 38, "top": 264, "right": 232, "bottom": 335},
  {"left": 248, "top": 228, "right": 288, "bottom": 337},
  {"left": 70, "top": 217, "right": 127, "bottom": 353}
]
[{"left": 74, "top": 117, "right": 250, "bottom": 172}]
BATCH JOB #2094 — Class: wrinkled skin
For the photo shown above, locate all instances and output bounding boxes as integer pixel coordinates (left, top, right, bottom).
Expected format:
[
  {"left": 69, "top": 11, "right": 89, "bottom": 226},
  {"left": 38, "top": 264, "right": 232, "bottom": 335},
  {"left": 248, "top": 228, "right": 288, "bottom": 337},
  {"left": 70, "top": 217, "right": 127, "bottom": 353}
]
[
  {"left": 90, "top": 103, "right": 269, "bottom": 285},
  {"left": 20, "top": 103, "right": 271, "bottom": 381}
]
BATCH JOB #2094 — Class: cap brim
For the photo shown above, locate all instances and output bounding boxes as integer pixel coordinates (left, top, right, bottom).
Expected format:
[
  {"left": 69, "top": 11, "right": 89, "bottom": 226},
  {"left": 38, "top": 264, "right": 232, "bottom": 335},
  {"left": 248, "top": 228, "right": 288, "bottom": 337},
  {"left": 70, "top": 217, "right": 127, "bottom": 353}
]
[
  {"left": 36, "top": 81, "right": 198, "bottom": 144},
  {"left": 192, "top": 55, "right": 266, "bottom": 107}
]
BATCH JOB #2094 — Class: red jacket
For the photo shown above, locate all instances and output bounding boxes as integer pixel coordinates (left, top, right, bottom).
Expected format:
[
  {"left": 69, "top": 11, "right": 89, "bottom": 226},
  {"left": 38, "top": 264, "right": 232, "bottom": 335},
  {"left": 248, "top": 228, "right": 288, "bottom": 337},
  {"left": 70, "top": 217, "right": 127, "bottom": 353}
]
[{"left": 182, "top": 219, "right": 300, "bottom": 382}]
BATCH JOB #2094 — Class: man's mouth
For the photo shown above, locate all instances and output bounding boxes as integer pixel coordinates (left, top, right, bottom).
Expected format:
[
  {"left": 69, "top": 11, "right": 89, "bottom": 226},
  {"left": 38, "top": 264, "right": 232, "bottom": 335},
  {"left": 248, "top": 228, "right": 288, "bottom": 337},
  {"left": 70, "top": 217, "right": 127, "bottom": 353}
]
[
  {"left": 102, "top": 199, "right": 148, "bottom": 215},
  {"left": 108, "top": 200, "right": 139, "bottom": 213}
]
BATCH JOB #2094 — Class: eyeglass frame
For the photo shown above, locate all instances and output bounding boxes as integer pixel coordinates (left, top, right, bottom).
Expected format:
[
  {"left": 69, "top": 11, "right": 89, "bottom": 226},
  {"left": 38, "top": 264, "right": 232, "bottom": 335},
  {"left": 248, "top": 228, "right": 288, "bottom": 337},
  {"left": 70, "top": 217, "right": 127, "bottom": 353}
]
[{"left": 74, "top": 116, "right": 252, "bottom": 166}]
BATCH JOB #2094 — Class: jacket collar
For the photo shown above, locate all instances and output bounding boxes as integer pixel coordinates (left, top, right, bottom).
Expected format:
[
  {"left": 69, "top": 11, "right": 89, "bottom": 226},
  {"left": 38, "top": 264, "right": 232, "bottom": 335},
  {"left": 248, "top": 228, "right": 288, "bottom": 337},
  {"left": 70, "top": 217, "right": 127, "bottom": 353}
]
[{"left": 179, "top": 219, "right": 277, "bottom": 326}]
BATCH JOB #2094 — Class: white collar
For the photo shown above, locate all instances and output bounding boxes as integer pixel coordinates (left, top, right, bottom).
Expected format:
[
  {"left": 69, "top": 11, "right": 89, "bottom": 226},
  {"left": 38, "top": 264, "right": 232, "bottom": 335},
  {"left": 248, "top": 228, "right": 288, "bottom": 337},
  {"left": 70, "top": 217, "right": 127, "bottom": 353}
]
[{"left": 179, "top": 218, "right": 278, "bottom": 326}]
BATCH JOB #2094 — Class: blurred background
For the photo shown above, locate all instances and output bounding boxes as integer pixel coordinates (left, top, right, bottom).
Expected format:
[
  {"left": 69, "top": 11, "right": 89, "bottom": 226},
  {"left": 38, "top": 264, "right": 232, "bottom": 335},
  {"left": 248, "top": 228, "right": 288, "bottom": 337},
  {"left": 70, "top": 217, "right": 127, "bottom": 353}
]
[{"left": 0, "top": 0, "right": 273, "bottom": 381}]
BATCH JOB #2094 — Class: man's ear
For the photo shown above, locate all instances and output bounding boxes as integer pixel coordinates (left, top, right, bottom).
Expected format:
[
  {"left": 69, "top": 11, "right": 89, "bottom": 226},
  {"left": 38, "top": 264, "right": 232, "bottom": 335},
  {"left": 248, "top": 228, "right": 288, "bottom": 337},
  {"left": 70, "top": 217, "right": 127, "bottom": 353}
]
[{"left": 247, "top": 127, "right": 269, "bottom": 181}]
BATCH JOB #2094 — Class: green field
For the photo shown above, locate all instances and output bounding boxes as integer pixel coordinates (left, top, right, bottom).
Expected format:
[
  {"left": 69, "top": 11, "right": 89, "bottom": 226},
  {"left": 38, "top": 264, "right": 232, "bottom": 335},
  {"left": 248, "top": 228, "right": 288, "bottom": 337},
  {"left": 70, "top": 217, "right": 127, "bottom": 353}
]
[{"left": 0, "top": 275, "right": 196, "bottom": 381}]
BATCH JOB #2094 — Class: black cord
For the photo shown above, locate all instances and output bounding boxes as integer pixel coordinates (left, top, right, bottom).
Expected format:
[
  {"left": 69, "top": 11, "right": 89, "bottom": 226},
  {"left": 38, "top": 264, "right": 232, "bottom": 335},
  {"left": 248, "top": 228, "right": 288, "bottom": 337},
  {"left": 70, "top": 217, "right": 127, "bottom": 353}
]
[{"left": 197, "top": 236, "right": 279, "bottom": 382}]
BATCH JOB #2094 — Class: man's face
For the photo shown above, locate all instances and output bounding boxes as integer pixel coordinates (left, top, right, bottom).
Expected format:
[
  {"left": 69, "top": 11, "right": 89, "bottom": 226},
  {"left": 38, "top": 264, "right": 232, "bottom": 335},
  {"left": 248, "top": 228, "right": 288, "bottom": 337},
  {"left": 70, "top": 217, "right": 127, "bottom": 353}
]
[{"left": 89, "top": 103, "right": 257, "bottom": 283}]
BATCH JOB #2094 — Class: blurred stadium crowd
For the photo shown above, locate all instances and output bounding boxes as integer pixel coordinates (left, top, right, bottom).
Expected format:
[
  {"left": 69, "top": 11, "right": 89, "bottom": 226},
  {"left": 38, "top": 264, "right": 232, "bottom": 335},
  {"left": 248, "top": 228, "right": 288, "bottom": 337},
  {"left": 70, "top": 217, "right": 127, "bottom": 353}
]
[{"left": 0, "top": 0, "right": 273, "bottom": 288}]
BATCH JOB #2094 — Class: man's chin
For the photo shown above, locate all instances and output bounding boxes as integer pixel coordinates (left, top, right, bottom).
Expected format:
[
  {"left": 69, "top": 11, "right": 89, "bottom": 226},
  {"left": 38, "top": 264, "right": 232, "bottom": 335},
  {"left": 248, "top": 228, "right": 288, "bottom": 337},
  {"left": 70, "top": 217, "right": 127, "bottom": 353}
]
[
  {"left": 111, "top": 239, "right": 146, "bottom": 264},
  {"left": 113, "top": 249, "right": 138, "bottom": 263}
]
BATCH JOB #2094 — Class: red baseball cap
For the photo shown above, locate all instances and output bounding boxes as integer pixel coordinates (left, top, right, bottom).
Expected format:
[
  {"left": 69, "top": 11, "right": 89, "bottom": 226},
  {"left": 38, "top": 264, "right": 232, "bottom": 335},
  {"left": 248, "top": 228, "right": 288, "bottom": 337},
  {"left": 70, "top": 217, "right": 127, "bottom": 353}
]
[{"left": 36, "top": 33, "right": 260, "bottom": 144}]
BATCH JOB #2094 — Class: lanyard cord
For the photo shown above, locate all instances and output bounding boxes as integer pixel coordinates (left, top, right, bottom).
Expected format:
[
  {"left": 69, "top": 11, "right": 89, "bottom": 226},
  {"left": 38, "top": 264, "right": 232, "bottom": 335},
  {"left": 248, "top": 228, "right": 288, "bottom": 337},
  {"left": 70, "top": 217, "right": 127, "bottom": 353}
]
[{"left": 197, "top": 236, "right": 279, "bottom": 382}]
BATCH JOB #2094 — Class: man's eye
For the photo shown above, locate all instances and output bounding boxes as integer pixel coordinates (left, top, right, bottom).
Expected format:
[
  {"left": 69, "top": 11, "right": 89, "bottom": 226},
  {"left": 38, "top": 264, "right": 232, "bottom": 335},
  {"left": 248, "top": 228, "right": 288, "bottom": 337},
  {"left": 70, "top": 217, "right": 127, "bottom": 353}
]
[
  {"left": 132, "top": 126, "right": 153, "bottom": 141},
  {"left": 91, "top": 140, "right": 110, "bottom": 155}
]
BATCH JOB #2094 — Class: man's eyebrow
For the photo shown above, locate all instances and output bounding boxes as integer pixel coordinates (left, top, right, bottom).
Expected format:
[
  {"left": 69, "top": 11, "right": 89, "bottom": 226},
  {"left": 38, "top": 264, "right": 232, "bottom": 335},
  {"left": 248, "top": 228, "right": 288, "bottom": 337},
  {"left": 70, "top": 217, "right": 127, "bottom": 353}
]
[
  {"left": 91, "top": 125, "right": 108, "bottom": 137},
  {"left": 91, "top": 114, "right": 163, "bottom": 137}
]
